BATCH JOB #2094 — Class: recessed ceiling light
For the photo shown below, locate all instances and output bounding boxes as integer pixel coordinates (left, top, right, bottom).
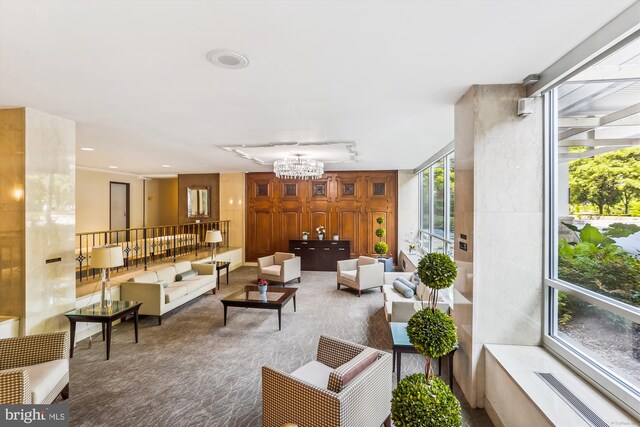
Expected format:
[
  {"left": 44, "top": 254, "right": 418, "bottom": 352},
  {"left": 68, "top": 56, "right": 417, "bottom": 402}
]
[
  {"left": 206, "top": 49, "right": 250, "bottom": 69},
  {"left": 80, "top": 147, "right": 94, "bottom": 151},
  {"left": 108, "top": 166, "right": 118, "bottom": 169},
  {"left": 161, "top": 164, "right": 171, "bottom": 168}
]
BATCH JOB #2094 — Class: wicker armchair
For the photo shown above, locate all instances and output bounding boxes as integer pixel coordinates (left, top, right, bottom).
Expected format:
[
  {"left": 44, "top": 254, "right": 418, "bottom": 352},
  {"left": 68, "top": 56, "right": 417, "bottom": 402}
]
[
  {"left": 0, "top": 331, "right": 70, "bottom": 404},
  {"left": 262, "top": 336, "right": 392, "bottom": 427},
  {"left": 257, "top": 252, "right": 302, "bottom": 285},
  {"left": 336, "top": 256, "right": 384, "bottom": 296}
]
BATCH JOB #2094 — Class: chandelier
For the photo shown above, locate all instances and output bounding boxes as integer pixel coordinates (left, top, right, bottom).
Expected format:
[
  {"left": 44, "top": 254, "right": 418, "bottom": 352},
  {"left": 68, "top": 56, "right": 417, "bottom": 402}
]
[{"left": 273, "top": 156, "right": 324, "bottom": 180}]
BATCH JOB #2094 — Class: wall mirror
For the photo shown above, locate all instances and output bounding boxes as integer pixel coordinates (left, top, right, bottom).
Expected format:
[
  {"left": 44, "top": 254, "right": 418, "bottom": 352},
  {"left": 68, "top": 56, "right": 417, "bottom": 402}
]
[{"left": 187, "top": 187, "right": 209, "bottom": 218}]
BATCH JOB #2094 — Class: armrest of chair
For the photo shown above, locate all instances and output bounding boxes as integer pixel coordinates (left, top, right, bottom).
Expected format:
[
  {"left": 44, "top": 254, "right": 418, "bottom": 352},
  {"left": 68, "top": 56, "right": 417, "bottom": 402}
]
[
  {"left": 357, "top": 262, "right": 384, "bottom": 288},
  {"left": 120, "top": 282, "right": 163, "bottom": 315},
  {"left": 337, "top": 259, "right": 358, "bottom": 273},
  {"left": 262, "top": 366, "right": 339, "bottom": 427},
  {"left": 257, "top": 255, "right": 275, "bottom": 270},
  {"left": 0, "top": 331, "right": 69, "bottom": 370},
  {"left": 0, "top": 370, "right": 32, "bottom": 404},
  {"left": 316, "top": 335, "right": 367, "bottom": 369},
  {"left": 282, "top": 256, "right": 301, "bottom": 279}
]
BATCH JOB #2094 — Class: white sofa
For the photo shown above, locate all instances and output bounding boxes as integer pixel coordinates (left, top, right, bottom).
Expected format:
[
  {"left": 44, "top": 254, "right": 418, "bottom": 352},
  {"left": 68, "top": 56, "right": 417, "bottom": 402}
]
[
  {"left": 382, "top": 272, "right": 452, "bottom": 322},
  {"left": 120, "top": 260, "right": 216, "bottom": 325}
]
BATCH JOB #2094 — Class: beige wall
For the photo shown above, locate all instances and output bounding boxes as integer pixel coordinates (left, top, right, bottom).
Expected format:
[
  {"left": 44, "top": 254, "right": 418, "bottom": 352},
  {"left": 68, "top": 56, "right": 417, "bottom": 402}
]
[
  {"left": 157, "top": 178, "right": 178, "bottom": 225},
  {"left": 0, "top": 108, "right": 76, "bottom": 335},
  {"left": 219, "top": 173, "right": 245, "bottom": 258}
]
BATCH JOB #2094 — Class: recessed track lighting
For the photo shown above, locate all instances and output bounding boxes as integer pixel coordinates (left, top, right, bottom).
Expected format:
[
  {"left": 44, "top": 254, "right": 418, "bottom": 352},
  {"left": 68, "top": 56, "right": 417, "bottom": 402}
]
[
  {"left": 161, "top": 165, "right": 171, "bottom": 168},
  {"left": 80, "top": 147, "right": 94, "bottom": 151},
  {"left": 206, "top": 49, "right": 250, "bottom": 69},
  {"left": 108, "top": 166, "right": 118, "bottom": 169}
]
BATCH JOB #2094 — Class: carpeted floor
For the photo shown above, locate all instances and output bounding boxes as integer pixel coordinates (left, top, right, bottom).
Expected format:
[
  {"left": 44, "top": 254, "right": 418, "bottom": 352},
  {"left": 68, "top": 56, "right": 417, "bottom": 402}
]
[{"left": 65, "top": 266, "right": 493, "bottom": 427}]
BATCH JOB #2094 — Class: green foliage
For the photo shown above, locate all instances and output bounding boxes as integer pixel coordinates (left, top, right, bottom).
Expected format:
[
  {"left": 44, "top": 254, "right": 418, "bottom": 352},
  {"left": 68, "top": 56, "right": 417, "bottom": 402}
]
[
  {"left": 558, "top": 240, "right": 640, "bottom": 307},
  {"left": 407, "top": 308, "right": 457, "bottom": 359},
  {"left": 376, "top": 216, "right": 385, "bottom": 225},
  {"left": 391, "top": 374, "right": 462, "bottom": 427},
  {"left": 375, "top": 227, "right": 386, "bottom": 238},
  {"left": 417, "top": 252, "right": 457, "bottom": 290},
  {"left": 374, "top": 241, "right": 388, "bottom": 255},
  {"left": 603, "top": 223, "right": 640, "bottom": 238}
]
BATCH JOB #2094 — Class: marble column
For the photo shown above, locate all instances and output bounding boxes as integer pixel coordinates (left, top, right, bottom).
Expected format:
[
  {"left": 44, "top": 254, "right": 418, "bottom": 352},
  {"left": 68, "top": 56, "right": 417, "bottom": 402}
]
[
  {"left": 0, "top": 108, "right": 76, "bottom": 335},
  {"left": 452, "top": 85, "right": 544, "bottom": 408}
]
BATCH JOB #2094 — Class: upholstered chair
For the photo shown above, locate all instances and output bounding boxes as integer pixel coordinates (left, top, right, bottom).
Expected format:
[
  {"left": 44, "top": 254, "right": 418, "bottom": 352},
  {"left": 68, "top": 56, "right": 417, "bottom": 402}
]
[
  {"left": 336, "top": 256, "right": 384, "bottom": 296},
  {"left": 0, "top": 331, "right": 70, "bottom": 404},
  {"left": 257, "top": 252, "right": 302, "bottom": 285},
  {"left": 262, "top": 335, "right": 392, "bottom": 427}
]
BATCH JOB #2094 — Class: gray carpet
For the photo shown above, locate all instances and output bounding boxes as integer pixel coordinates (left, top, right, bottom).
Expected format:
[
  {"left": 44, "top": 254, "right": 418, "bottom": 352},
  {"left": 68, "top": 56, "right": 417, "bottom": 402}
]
[{"left": 65, "top": 267, "right": 492, "bottom": 427}]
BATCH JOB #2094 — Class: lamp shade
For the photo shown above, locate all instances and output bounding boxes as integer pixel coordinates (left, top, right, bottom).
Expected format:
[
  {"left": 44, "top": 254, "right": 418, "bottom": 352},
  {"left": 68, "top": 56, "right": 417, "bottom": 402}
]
[
  {"left": 205, "top": 230, "right": 223, "bottom": 243},
  {"left": 90, "top": 245, "right": 124, "bottom": 268}
]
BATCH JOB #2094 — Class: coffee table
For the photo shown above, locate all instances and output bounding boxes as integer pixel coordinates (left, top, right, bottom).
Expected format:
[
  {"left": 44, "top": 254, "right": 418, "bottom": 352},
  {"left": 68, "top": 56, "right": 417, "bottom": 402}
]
[
  {"left": 65, "top": 301, "right": 142, "bottom": 360},
  {"left": 389, "top": 322, "right": 458, "bottom": 387},
  {"left": 221, "top": 285, "right": 297, "bottom": 331}
]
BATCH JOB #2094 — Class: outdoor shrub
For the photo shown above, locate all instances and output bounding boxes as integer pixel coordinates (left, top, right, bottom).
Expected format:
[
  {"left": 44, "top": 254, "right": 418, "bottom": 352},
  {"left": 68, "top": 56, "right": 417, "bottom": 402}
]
[
  {"left": 407, "top": 308, "right": 457, "bottom": 359},
  {"left": 391, "top": 374, "right": 462, "bottom": 427}
]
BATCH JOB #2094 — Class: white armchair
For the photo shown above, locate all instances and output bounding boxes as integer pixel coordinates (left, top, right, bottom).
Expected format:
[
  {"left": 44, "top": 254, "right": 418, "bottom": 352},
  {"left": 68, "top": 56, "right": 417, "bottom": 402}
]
[
  {"left": 337, "top": 256, "right": 384, "bottom": 297},
  {"left": 257, "top": 252, "right": 302, "bottom": 285}
]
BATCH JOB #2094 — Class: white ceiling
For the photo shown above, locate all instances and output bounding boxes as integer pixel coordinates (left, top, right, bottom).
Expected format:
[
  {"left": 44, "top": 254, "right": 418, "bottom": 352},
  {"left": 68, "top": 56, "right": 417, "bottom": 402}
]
[{"left": 0, "top": 0, "right": 635, "bottom": 175}]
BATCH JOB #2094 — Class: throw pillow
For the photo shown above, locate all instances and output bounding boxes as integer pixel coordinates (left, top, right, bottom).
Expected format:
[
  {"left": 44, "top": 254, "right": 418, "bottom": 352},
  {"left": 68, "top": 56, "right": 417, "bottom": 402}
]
[
  {"left": 327, "top": 349, "right": 379, "bottom": 393},
  {"left": 175, "top": 269, "right": 198, "bottom": 282},
  {"left": 156, "top": 280, "right": 169, "bottom": 288},
  {"left": 393, "top": 280, "right": 414, "bottom": 298},
  {"left": 395, "top": 276, "right": 416, "bottom": 291},
  {"left": 410, "top": 271, "right": 421, "bottom": 286}
]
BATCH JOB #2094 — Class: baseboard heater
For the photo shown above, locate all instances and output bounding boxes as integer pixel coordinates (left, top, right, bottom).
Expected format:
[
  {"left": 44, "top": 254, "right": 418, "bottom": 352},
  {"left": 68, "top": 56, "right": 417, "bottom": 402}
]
[{"left": 535, "top": 372, "right": 609, "bottom": 427}]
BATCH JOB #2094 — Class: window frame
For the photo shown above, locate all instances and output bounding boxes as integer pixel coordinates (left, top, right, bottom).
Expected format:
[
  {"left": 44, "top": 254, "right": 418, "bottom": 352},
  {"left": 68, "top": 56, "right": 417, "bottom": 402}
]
[
  {"left": 543, "top": 89, "right": 640, "bottom": 417},
  {"left": 419, "top": 150, "right": 454, "bottom": 256}
]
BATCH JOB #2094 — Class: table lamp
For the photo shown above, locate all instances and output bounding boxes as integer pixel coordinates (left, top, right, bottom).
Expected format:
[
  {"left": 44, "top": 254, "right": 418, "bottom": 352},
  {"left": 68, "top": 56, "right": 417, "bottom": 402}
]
[
  {"left": 90, "top": 245, "right": 124, "bottom": 307},
  {"left": 205, "top": 229, "right": 223, "bottom": 262}
]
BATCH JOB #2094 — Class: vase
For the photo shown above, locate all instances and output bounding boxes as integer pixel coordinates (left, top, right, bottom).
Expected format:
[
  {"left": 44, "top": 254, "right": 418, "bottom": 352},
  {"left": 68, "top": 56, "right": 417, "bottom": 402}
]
[
  {"left": 302, "top": 235, "right": 308, "bottom": 240},
  {"left": 258, "top": 284, "right": 267, "bottom": 295},
  {"left": 333, "top": 234, "right": 339, "bottom": 240},
  {"left": 318, "top": 234, "right": 324, "bottom": 240}
]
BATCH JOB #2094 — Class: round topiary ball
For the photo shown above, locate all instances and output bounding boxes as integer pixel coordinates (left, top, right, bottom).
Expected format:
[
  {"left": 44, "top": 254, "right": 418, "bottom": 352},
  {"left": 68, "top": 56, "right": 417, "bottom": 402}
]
[
  {"left": 391, "top": 374, "right": 462, "bottom": 427},
  {"left": 376, "top": 216, "right": 385, "bottom": 225},
  {"left": 375, "top": 227, "right": 386, "bottom": 238},
  {"left": 407, "top": 308, "right": 457, "bottom": 359},
  {"left": 374, "top": 241, "right": 389, "bottom": 255},
  {"left": 417, "top": 252, "right": 457, "bottom": 290}
]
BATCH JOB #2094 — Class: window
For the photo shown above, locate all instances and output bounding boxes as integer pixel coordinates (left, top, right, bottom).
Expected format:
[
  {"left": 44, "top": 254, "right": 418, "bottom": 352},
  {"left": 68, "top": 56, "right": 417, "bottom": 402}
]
[
  {"left": 419, "top": 151, "right": 454, "bottom": 255},
  {"left": 545, "top": 37, "right": 640, "bottom": 415}
]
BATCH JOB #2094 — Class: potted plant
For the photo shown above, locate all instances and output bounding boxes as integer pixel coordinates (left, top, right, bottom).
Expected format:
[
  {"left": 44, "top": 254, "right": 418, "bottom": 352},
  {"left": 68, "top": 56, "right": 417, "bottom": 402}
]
[
  {"left": 374, "top": 217, "right": 388, "bottom": 257},
  {"left": 408, "top": 242, "right": 417, "bottom": 254},
  {"left": 302, "top": 231, "right": 310, "bottom": 240},
  {"left": 391, "top": 252, "right": 461, "bottom": 427},
  {"left": 316, "top": 225, "right": 326, "bottom": 240}
]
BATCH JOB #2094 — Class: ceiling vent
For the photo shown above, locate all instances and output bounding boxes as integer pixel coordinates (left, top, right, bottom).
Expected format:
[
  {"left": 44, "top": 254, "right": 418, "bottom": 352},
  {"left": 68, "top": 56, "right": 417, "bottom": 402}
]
[{"left": 206, "top": 49, "right": 249, "bottom": 69}]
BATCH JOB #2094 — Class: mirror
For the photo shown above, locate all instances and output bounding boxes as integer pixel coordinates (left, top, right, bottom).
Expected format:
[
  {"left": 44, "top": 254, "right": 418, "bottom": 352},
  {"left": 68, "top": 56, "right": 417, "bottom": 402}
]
[{"left": 187, "top": 187, "right": 209, "bottom": 218}]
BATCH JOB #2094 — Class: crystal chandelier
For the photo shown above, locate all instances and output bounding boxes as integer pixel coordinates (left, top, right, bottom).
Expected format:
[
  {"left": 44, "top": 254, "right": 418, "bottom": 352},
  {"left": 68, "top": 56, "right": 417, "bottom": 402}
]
[{"left": 273, "top": 156, "right": 324, "bottom": 180}]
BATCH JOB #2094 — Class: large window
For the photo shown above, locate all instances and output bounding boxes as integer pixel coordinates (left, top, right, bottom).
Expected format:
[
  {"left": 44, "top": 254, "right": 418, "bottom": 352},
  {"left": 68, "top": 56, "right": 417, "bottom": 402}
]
[
  {"left": 419, "top": 151, "right": 454, "bottom": 255},
  {"left": 545, "top": 37, "right": 640, "bottom": 415}
]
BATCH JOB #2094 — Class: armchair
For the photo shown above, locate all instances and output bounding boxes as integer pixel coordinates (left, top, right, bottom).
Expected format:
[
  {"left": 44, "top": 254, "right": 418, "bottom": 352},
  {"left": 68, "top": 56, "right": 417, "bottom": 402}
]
[
  {"left": 336, "top": 256, "right": 384, "bottom": 297},
  {"left": 257, "top": 252, "right": 301, "bottom": 285},
  {"left": 262, "top": 335, "right": 392, "bottom": 427},
  {"left": 0, "top": 331, "right": 70, "bottom": 404}
]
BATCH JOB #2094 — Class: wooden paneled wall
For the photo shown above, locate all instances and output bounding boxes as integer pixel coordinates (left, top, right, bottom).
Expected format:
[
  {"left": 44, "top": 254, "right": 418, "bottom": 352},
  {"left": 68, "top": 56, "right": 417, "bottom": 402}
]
[{"left": 246, "top": 171, "right": 398, "bottom": 262}]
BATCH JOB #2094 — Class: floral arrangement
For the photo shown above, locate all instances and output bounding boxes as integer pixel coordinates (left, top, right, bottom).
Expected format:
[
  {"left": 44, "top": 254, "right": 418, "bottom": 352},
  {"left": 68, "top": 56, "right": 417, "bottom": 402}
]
[
  {"left": 302, "top": 231, "right": 310, "bottom": 236},
  {"left": 257, "top": 278, "right": 268, "bottom": 286},
  {"left": 409, "top": 243, "right": 416, "bottom": 251},
  {"left": 316, "top": 225, "right": 326, "bottom": 235}
]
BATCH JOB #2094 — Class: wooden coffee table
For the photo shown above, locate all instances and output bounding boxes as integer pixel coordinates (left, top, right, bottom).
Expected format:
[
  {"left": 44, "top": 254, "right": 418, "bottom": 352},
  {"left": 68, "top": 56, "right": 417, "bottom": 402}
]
[{"left": 221, "top": 285, "right": 297, "bottom": 331}]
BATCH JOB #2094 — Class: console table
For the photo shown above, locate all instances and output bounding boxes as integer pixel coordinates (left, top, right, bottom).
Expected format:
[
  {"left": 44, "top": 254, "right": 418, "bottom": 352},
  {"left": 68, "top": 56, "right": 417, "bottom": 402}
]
[{"left": 289, "top": 239, "right": 350, "bottom": 271}]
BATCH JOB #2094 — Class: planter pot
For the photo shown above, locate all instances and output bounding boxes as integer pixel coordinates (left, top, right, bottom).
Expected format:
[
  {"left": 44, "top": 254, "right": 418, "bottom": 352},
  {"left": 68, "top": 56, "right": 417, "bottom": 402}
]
[
  {"left": 258, "top": 284, "right": 268, "bottom": 295},
  {"left": 318, "top": 234, "right": 324, "bottom": 240},
  {"left": 333, "top": 234, "right": 339, "bottom": 240},
  {"left": 302, "top": 235, "right": 308, "bottom": 240}
]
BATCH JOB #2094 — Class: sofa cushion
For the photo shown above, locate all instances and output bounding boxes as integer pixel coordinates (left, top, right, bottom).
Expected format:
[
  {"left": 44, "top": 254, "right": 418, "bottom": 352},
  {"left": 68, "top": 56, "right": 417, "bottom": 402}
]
[
  {"left": 339, "top": 269, "right": 357, "bottom": 281},
  {"left": 182, "top": 277, "right": 210, "bottom": 294},
  {"left": 164, "top": 285, "right": 188, "bottom": 303},
  {"left": 290, "top": 360, "right": 333, "bottom": 389},
  {"left": 274, "top": 252, "right": 294, "bottom": 265},
  {"left": 130, "top": 271, "right": 159, "bottom": 283},
  {"left": 393, "top": 280, "right": 414, "bottom": 298},
  {"left": 395, "top": 277, "right": 416, "bottom": 291},
  {"left": 328, "top": 348, "right": 379, "bottom": 393},
  {"left": 261, "top": 265, "right": 281, "bottom": 276},
  {"left": 156, "top": 280, "right": 170, "bottom": 288},
  {"left": 156, "top": 266, "right": 177, "bottom": 284},
  {"left": 385, "top": 289, "right": 418, "bottom": 303},
  {"left": 21, "top": 359, "right": 68, "bottom": 404},
  {"left": 411, "top": 271, "right": 421, "bottom": 286},
  {"left": 175, "top": 269, "right": 198, "bottom": 282},
  {"left": 174, "top": 261, "right": 192, "bottom": 274}
]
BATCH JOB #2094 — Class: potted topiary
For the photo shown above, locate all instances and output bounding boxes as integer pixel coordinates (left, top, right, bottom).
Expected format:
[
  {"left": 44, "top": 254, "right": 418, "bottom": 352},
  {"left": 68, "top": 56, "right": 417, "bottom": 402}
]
[
  {"left": 391, "top": 252, "right": 461, "bottom": 427},
  {"left": 374, "top": 216, "right": 388, "bottom": 257}
]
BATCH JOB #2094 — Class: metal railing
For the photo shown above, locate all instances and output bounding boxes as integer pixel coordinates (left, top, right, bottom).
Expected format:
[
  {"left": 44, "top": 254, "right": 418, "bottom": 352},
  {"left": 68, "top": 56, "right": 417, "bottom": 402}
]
[{"left": 75, "top": 220, "right": 230, "bottom": 282}]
